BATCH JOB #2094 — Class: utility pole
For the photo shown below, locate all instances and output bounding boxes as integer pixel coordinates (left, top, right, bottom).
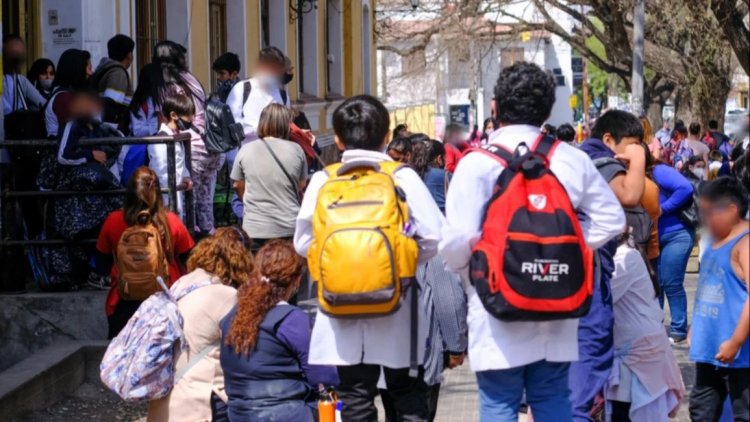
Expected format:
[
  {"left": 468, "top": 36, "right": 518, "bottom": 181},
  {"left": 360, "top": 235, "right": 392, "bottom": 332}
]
[
  {"left": 631, "top": 0, "right": 645, "bottom": 116},
  {"left": 582, "top": 57, "right": 589, "bottom": 122}
]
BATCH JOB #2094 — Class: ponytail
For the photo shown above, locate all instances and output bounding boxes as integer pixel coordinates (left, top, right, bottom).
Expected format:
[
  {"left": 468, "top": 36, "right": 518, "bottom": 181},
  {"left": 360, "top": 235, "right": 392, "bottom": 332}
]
[
  {"left": 123, "top": 167, "right": 174, "bottom": 262},
  {"left": 225, "top": 240, "right": 303, "bottom": 355}
]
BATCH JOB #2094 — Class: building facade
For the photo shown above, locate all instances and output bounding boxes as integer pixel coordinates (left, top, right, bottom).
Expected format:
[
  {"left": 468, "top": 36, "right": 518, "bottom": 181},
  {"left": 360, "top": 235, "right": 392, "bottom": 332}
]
[
  {"left": 377, "top": 1, "right": 579, "bottom": 138},
  {"left": 1, "top": 0, "right": 377, "bottom": 139}
]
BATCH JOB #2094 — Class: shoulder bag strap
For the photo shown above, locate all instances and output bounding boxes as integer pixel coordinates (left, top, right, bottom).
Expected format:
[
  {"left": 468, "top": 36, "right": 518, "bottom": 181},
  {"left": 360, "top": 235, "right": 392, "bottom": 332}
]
[
  {"left": 174, "top": 342, "right": 216, "bottom": 382},
  {"left": 241, "top": 81, "right": 251, "bottom": 118},
  {"left": 260, "top": 138, "right": 300, "bottom": 204}
]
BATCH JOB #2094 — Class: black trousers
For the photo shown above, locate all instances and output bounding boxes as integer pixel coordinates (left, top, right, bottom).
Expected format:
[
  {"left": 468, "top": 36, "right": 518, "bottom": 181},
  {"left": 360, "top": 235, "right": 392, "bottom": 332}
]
[
  {"left": 382, "top": 384, "right": 439, "bottom": 422},
  {"left": 337, "top": 364, "right": 428, "bottom": 422},
  {"left": 107, "top": 299, "right": 142, "bottom": 339},
  {"left": 689, "top": 362, "right": 750, "bottom": 422}
]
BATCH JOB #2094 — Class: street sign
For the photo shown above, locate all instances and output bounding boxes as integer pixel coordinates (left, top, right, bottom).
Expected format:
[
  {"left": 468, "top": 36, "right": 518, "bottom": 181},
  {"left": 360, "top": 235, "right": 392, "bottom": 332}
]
[
  {"left": 569, "top": 95, "right": 578, "bottom": 110},
  {"left": 449, "top": 105, "right": 470, "bottom": 126}
]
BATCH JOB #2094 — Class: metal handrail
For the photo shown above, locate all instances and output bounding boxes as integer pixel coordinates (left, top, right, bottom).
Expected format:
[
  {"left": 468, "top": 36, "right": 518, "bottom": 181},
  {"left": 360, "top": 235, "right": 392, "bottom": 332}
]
[{"left": 0, "top": 133, "right": 194, "bottom": 249}]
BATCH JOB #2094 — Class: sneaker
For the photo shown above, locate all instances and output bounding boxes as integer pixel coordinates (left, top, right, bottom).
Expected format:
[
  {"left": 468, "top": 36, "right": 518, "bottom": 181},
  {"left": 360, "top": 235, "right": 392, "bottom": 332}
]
[
  {"left": 87, "top": 273, "right": 111, "bottom": 290},
  {"left": 669, "top": 335, "right": 687, "bottom": 345}
]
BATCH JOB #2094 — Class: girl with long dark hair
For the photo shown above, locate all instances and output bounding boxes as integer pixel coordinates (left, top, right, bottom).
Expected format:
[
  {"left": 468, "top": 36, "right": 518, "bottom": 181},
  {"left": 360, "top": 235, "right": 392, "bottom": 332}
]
[
  {"left": 410, "top": 139, "right": 448, "bottom": 213},
  {"left": 150, "top": 41, "right": 224, "bottom": 234},
  {"left": 96, "top": 166, "right": 195, "bottom": 338},
  {"left": 45, "top": 48, "right": 93, "bottom": 137},
  {"left": 27, "top": 58, "right": 55, "bottom": 98},
  {"left": 220, "top": 240, "right": 338, "bottom": 421},
  {"left": 129, "top": 63, "right": 160, "bottom": 137}
]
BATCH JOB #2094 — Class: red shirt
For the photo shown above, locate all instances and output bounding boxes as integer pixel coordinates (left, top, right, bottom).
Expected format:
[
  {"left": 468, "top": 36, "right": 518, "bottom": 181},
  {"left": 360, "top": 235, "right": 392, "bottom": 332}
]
[
  {"left": 97, "top": 210, "right": 195, "bottom": 315},
  {"left": 445, "top": 142, "right": 469, "bottom": 173}
]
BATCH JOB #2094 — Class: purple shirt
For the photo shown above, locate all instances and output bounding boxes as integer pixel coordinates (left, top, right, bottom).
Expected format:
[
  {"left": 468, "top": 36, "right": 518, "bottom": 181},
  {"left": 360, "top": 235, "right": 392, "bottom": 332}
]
[{"left": 276, "top": 308, "right": 339, "bottom": 387}]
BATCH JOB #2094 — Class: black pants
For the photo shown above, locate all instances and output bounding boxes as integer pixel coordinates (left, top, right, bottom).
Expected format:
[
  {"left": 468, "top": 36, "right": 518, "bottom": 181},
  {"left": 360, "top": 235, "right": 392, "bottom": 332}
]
[
  {"left": 689, "top": 362, "right": 750, "bottom": 422},
  {"left": 107, "top": 299, "right": 142, "bottom": 339},
  {"left": 337, "top": 364, "right": 428, "bottom": 422},
  {"left": 382, "top": 383, "right": 439, "bottom": 422},
  {"left": 610, "top": 400, "right": 631, "bottom": 422}
]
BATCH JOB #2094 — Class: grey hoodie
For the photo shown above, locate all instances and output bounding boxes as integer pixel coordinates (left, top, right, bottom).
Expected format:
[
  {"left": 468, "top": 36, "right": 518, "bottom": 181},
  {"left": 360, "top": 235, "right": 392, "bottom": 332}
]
[{"left": 91, "top": 58, "right": 133, "bottom": 105}]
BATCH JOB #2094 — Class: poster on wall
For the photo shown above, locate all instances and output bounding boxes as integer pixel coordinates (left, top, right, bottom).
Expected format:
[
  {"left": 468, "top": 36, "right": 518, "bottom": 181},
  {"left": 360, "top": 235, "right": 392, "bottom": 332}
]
[
  {"left": 41, "top": 0, "right": 83, "bottom": 64},
  {"left": 449, "top": 105, "right": 470, "bottom": 127}
]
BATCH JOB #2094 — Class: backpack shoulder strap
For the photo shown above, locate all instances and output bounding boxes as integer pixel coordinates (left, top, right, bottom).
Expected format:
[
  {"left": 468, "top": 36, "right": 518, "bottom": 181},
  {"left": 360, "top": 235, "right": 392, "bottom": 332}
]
[
  {"left": 324, "top": 162, "right": 343, "bottom": 178},
  {"left": 477, "top": 143, "right": 514, "bottom": 166},
  {"left": 242, "top": 81, "right": 251, "bottom": 104},
  {"left": 378, "top": 161, "right": 406, "bottom": 176},
  {"left": 532, "top": 135, "right": 560, "bottom": 158},
  {"left": 241, "top": 81, "right": 251, "bottom": 118},
  {"left": 280, "top": 88, "right": 288, "bottom": 105}
]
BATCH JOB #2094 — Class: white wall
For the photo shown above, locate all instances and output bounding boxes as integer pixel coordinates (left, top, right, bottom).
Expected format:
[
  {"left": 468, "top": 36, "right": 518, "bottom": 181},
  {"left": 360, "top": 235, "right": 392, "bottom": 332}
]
[
  {"left": 40, "top": 0, "right": 84, "bottom": 64},
  {"left": 227, "top": 0, "right": 249, "bottom": 77}
]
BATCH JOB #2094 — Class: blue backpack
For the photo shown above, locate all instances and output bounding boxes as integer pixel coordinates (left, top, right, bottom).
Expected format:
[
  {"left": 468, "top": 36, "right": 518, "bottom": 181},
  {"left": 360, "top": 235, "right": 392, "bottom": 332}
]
[{"left": 120, "top": 145, "right": 149, "bottom": 186}]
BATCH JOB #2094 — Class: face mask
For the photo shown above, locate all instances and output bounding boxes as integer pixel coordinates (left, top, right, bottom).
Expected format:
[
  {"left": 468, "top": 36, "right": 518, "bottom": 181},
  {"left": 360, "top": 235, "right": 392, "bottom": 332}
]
[
  {"left": 39, "top": 79, "right": 53, "bottom": 90},
  {"left": 176, "top": 118, "right": 192, "bottom": 131},
  {"left": 692, "top": 168, "right": 705, "bottom": 179},
  {"left": 281, "top": 73, "right": 294, "bottom": 85},
  {"left": 216, "top": 79, "right": 234, "bottom": 92}
]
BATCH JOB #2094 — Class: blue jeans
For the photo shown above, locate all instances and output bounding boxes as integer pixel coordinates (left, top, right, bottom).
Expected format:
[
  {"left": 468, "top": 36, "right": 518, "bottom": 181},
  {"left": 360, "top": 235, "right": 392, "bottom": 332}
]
[
  {"left": 476, "top": 360, "right": 572, "bottom": 422},
  {"left": 225, "top": 146, "right": 244, "bottom": 220},
  {"left": 658, "top": 228, "right": 695, "bottom": 337}
]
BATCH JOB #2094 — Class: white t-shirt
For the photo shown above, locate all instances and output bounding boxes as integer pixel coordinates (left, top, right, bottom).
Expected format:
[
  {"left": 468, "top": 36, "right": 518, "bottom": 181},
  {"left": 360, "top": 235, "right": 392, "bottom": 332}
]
[{"left": 225, "top": 77, "right": 291, "bottom": 143}]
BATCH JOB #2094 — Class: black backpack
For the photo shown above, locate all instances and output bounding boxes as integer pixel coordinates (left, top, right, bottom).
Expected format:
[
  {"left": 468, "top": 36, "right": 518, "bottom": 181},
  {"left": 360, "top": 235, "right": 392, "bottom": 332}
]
[
  {"left": 593, "top": 158, "right": 660, "bottom": 294},
  {"left": 203, "top": 99, "right": 244, "bottom": 153}
]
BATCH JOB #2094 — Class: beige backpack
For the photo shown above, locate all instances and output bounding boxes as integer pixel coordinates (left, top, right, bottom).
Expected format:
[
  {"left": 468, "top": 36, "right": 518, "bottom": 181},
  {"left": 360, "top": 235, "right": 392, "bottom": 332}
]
[{"left": 115, "top": 212, "right": 170, "bottom": 301}]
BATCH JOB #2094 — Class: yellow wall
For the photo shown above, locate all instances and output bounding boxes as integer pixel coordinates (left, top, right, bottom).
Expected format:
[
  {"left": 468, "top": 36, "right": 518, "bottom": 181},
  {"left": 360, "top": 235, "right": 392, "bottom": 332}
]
[
  {"left": 389, "top": 104, "right": 437, "bottom": 139},
  {"left": 15, "top": 0, "right": 378, "bottom": 133},
  {"left": 190, "top": 0, "right": 210, "bottom": 87},
  {"left": 246, "top": 0, "right": 261, "bottom": 76}
]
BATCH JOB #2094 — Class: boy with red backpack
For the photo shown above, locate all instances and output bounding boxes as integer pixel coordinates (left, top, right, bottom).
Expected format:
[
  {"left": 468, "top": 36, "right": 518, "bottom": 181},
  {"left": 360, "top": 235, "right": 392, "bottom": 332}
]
[{"left": 440, "top": 62, "right": 625, "bottom": 421}]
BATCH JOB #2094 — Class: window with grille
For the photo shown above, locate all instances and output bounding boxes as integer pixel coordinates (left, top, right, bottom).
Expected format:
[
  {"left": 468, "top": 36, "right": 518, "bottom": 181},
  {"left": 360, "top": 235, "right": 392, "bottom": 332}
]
[
  {"left": 135, "top": 0, "right": 166, "bottom": 68},
  {"left": 209, "top": 0, "right": 228, "bottom": 77}
]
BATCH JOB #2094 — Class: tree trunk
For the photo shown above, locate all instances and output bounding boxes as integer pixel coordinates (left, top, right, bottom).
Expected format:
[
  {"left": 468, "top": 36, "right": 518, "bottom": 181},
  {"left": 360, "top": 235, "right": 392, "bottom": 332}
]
[
  {"left": 689, "top": 69, "right": 731, "bottom": 130},
  {"left": 643, "top": 77, "right": 675, "bottom": 128},
  {"left": 646, "top": 101, "right": 664, "bottom": 129}
]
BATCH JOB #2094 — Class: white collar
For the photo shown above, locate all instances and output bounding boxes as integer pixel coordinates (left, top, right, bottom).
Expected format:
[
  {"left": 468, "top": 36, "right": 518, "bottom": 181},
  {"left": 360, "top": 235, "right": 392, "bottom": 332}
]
[
  {"left": 158, "top": 122, "right": 177, "bottom": 135},
  {"left": 488, "top": 124, "right": 542, "bottom": 146},
  {"left": 341, "top": 149, "right": 393, "bottom": 163}
]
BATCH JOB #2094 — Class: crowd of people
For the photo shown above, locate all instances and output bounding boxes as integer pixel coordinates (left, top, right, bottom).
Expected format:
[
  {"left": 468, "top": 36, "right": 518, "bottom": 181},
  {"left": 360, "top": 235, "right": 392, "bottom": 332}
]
[{"left": 3, "top": 32, "right": 750, "bottom": 422}]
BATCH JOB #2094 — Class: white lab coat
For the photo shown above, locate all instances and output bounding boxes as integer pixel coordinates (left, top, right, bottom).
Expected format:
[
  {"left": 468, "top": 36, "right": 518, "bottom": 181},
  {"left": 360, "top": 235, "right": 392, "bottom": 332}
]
[
  {"left": 439, "top": 124, "right": 626, "bottom": 372},
  {"left": 294, "top": 149, "right": 444, "bottom": 368}
]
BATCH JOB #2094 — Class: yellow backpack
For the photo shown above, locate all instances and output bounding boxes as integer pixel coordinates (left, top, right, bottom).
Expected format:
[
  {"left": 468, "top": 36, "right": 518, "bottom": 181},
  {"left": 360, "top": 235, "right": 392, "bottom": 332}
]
[{"left": 308, "top": 160, "right": 419, "bottom": 317}]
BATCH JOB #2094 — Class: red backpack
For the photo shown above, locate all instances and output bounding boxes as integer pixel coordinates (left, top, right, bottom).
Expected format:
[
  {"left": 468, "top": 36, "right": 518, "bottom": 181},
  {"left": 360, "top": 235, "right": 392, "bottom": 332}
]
[{"left": 469, "top": 135, "right": 594, "bottom": 321}]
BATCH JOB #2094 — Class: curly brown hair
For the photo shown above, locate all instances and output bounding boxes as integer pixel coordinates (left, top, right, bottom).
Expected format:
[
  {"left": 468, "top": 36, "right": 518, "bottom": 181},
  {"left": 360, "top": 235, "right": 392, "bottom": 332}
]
[
  {"left": 225, "top": 240, "right": 303, "bottom": 355},
  {"left": 186, "top": 227, "right": 254, "bottom": 287}
]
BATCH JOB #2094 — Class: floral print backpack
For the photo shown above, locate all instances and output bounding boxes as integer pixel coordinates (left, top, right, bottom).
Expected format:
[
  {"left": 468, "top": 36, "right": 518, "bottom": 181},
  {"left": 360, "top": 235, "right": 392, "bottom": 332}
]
[{"left": 100, "top": 277, "right": 215, "bottom": 401}]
